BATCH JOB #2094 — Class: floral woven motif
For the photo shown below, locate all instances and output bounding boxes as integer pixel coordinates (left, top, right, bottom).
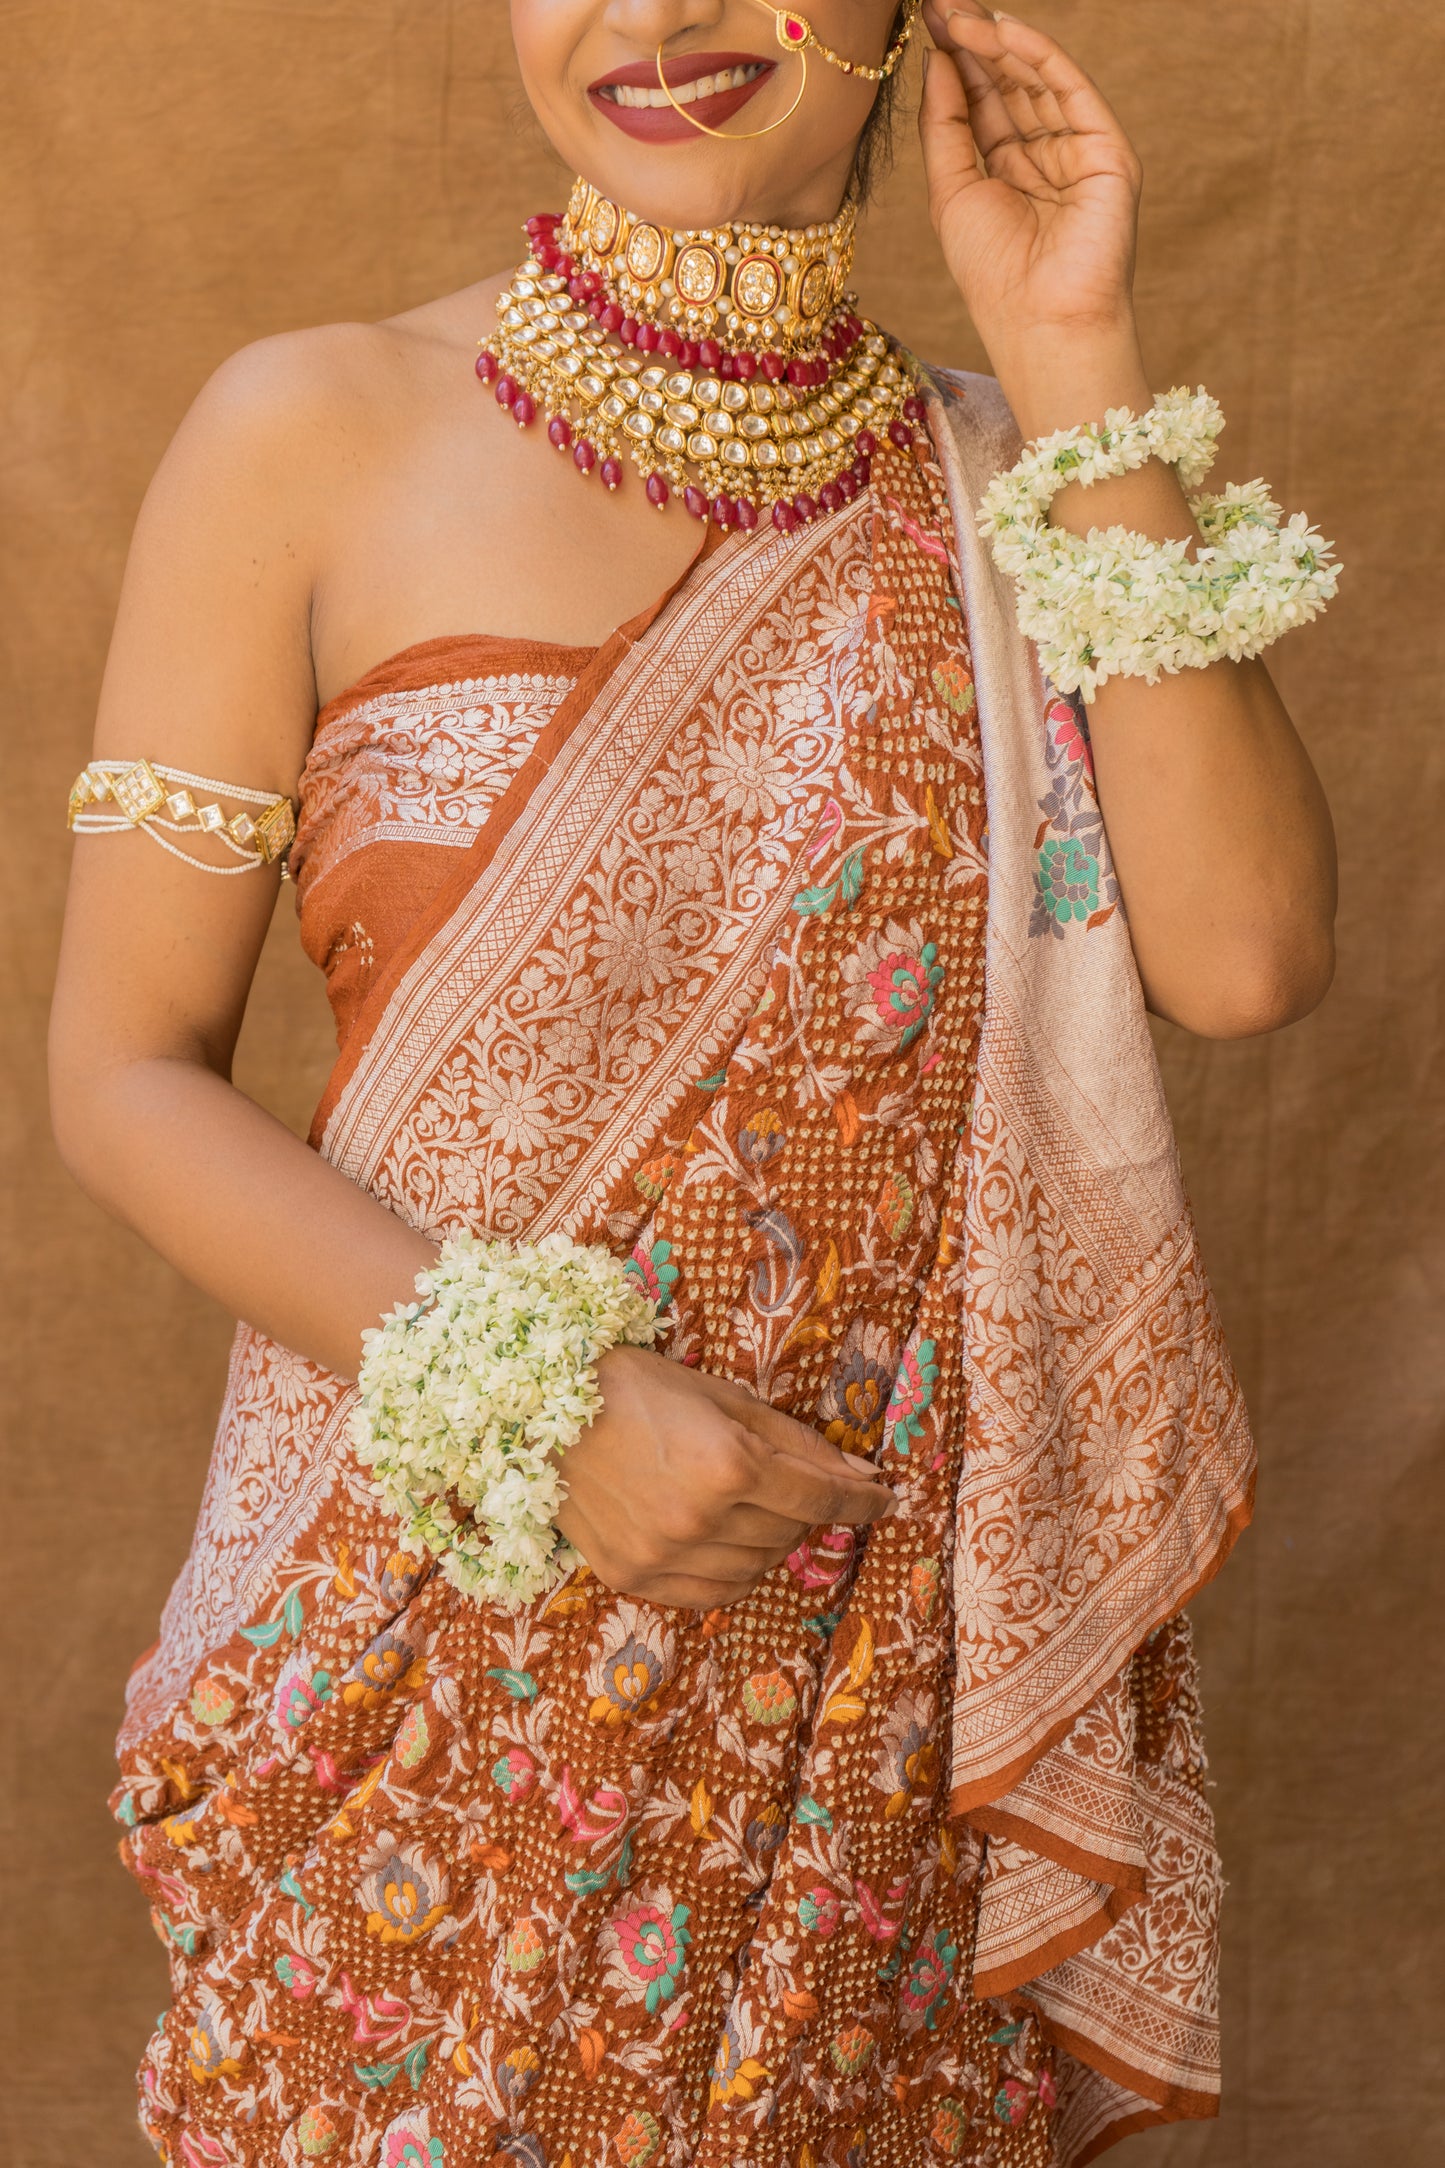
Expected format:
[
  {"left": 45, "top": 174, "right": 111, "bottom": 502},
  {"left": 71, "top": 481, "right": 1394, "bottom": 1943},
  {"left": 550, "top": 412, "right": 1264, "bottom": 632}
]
[{"left": 113, "top": 389, "right": 1253, "bottom": 2168}]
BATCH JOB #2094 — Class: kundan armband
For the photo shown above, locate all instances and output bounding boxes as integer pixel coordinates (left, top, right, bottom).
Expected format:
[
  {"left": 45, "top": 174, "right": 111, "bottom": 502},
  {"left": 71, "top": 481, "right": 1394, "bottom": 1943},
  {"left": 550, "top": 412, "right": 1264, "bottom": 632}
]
[
  {"left": 67, "top": 757, "right": 297, "bottom": 875},
  {"left": 347, "top": 1232, "right": 664, "bottom": 1610},
  {"left": 977, "top": 387, "right": 1341, "bottom": 700}
]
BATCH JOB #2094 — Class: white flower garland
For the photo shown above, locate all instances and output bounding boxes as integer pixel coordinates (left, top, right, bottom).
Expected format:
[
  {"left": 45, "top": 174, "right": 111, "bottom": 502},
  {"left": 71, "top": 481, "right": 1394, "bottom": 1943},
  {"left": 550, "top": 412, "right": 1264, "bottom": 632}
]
[
  {"left": 348, "top": 1232, "right": 664, "bottom": 1610},
  {"left": 977, "top": 387, "right": 1341, "bottom": 699}
]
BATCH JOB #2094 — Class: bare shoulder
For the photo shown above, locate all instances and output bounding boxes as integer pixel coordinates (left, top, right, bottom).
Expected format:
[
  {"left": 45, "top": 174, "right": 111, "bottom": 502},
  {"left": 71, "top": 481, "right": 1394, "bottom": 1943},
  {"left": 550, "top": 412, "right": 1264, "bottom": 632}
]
[
  {"left": 151, "top": 277, "right": 502, "bottom": 513},
  {"left": 110, "top": 274, "right": 511, "bottom": 679}
]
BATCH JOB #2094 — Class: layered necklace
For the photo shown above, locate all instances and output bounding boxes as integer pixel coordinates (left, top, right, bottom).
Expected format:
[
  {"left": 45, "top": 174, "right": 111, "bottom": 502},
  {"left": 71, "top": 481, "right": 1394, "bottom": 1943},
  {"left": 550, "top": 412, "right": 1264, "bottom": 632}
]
[{"left": 476, "top": 176, "right": 928, "bottom": 535}]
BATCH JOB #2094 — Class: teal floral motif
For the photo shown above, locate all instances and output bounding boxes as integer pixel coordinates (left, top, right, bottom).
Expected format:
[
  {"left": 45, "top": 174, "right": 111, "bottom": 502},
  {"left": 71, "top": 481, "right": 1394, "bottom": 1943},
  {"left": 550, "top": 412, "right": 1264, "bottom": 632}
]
[
  {"left": 1037, "top": 836, "right": 1100, "bottom": 926},
  {"left": 379, "top": 2107, "right": 445, "bottom": 2168},
  {"left": 601, "top": 1885, "right": 692, "bottom": 2013},
  {"left": 793, "top": 845, "right": 866, "bottom": 917},
  {"left": 884, "top": 1337, "right": 939, "bottom": 1455},
  {"left": 899, "top": 1928, "right": 958, "bottom": 2032},
  {"left": 841, "top": 918, "right": 946, "bottom": 1055},
  {"left": 1029, "top": 691, "right": 1119, "bottom": 939},
  {"left": 273, "top": 1659, "right": 332, "bottom": 1735},
  {"left": 626, "top": 1237, "right": 678, "bottom": 1311}
]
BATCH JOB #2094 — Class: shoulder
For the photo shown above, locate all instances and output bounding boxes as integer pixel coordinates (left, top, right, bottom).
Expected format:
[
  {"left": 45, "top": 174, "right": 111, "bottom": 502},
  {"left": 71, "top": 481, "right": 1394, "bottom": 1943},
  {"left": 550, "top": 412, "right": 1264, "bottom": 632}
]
[{"left": 141, "top": 277, "right": 504, "bottom": 539}]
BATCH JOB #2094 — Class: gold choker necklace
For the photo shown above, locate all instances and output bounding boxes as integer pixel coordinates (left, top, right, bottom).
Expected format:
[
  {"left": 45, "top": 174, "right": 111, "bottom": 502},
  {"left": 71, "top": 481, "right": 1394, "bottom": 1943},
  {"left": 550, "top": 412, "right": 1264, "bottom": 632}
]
[
  {"left": 564, "top": 179, "right": 855, "bottom": 360},
  {"left": 476, "top": 187, "right": 927, "bottom": 535}
]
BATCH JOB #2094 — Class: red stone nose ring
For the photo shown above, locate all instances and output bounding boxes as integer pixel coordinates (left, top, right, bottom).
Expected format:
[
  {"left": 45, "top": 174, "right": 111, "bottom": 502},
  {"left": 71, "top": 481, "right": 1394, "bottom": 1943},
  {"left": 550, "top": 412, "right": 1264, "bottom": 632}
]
[{"left": 764, "top": 3, "right": 922, "bottom": 82}]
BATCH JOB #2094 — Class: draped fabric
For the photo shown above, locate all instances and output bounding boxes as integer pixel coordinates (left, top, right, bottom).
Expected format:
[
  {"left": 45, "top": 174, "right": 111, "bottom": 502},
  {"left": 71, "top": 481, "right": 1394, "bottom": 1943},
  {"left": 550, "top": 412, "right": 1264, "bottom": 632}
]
[{"left": 112, "top": 382, "right": 1252, "bottom": 2168}]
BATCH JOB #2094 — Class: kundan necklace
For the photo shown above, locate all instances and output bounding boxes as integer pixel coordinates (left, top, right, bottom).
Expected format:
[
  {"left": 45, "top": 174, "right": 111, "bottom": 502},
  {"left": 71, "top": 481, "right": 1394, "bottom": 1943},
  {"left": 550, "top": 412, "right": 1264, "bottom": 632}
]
[{"left": 475, "top": 176, "right": 929, "bottom": 535}]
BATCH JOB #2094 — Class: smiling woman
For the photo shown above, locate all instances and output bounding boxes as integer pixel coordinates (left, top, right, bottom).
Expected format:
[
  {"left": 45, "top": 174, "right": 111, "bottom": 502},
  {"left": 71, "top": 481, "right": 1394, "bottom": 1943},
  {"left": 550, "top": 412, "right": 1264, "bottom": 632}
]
[{"left": 48, "top": 4, "right": 1341, "bottom": 2167}]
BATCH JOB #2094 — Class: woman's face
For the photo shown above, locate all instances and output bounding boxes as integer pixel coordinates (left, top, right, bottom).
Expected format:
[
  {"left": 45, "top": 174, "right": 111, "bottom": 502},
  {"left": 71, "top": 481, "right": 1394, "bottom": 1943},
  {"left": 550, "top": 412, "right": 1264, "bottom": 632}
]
[{"left": 510, "top": 2, "right": 903, "bottom": 230}]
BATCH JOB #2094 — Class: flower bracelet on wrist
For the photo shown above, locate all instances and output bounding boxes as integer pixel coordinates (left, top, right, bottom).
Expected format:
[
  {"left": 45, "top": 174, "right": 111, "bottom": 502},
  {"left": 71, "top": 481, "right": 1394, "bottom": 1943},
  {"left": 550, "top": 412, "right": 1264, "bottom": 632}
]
[
  {"left": 977, "top": 386, "right": 1342, "bottom": 699},
  {"left": 348, "top": 1231, "right": 664, "bottom": 1610}
]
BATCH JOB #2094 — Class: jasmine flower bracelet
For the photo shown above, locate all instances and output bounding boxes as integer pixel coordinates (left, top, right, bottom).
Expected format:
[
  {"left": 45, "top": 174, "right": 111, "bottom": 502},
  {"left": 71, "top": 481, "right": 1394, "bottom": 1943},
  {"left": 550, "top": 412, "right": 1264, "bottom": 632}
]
[
  {"left": 977, "top": 387, "right": 1342, "bottom": 699},
  {"left": 348, "top": 1232, "right": 664, "bottom": 1610}
]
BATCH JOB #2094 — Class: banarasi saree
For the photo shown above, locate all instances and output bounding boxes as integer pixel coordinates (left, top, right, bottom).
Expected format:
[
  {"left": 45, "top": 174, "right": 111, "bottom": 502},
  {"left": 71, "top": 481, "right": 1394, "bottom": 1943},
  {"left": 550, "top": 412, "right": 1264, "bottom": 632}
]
[{"left": 113, "top": 372, "right": 1255, "bottom": 2168}]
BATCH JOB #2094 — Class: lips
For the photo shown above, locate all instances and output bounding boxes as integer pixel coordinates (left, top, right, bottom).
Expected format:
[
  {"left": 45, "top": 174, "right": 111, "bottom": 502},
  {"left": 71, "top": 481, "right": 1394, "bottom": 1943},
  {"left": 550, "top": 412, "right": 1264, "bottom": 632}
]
[{"left": 588, "top": 51, "right": 778, "bottom": 145}]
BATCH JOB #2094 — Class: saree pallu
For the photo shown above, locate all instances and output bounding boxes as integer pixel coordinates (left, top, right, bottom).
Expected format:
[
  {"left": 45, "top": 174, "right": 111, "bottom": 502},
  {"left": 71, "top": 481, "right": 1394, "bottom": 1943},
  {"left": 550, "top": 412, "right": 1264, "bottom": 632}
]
[{"left": 113, "top": 375, "right": 1254, "bottom": 2168}]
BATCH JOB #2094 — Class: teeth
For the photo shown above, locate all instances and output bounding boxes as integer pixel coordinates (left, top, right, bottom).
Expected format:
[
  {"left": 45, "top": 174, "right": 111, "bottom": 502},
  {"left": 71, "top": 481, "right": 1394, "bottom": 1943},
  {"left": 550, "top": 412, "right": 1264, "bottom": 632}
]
[{"left": 605, "top": 63, "right": 763, "bottom": 110}]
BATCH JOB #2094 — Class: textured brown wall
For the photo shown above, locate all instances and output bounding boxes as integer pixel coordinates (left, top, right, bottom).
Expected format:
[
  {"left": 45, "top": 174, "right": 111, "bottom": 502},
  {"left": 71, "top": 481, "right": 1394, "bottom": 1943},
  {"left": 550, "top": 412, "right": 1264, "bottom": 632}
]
[{"left": 5, "top": 3, "right": 1442, "bottom": 2161}]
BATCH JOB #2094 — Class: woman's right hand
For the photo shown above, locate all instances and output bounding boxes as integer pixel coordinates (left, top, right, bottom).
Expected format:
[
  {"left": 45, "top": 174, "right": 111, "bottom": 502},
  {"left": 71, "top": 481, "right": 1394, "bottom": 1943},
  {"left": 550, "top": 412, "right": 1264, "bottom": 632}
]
[{"left": 553, "top": 1345, "right": 897, "bottom": 1610}]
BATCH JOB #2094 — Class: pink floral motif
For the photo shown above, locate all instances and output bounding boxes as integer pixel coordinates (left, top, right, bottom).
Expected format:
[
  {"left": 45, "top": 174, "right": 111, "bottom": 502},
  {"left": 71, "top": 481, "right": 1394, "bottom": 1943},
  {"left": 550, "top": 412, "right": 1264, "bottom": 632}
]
[
  {"left": 841, "top": 918, "right": 946, "bottom": 1053},
  {"left": 1050, "top": 696, "right": 1094, "bottom": 782},
  {"left": 600, "top": 1885, "right": 693, "bottom": 2013},
  {"left": 490, "top": 1745, "right": 536, "bottom": 1798},
  {"left": 272, "top": 1657, "right": 332, "bottom": 1736},
  {"left": 785, "top": 1527, "right": 855, "bottom": 1591},
  {"left": 797, "top": 1884, "right": 842, "bottom": 1937},
  {"left": 274, "top": 1954, "right": 318, "bottom": 1999}
]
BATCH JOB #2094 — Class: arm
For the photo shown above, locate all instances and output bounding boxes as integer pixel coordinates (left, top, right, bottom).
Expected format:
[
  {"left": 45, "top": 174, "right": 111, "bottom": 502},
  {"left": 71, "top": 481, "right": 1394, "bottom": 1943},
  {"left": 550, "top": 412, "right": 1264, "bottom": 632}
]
[
  {"left": 48, "top": 332, "right": 440, "bottom": 1382},
  {"left": 49, "top": 329, "right": 892, "bottom": 1601},
  {"left": 922, "top": 2, "right": 1337, "bottom": 1038}
]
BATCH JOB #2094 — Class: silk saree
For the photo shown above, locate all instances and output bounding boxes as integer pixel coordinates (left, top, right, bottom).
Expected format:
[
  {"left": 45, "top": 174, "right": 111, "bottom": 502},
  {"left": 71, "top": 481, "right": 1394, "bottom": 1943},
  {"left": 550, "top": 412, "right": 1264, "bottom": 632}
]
[{"left": 113, "top": 373, "right": 1254, "bottom": 2168}]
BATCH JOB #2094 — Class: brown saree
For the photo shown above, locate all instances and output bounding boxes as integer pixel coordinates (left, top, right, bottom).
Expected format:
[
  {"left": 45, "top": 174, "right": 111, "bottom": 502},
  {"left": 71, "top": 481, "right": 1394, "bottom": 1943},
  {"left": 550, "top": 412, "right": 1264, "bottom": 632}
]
[{"left": 113, "top": 375, "right": 1253, "bottom": 2168}]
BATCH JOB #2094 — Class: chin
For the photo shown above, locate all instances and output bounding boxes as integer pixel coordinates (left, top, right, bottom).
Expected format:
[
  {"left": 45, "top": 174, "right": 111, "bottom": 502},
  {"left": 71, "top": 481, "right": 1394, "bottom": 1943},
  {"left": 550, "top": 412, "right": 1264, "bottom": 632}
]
[{"left": 567, "top": 153, "right": 838, "bottom": 236}]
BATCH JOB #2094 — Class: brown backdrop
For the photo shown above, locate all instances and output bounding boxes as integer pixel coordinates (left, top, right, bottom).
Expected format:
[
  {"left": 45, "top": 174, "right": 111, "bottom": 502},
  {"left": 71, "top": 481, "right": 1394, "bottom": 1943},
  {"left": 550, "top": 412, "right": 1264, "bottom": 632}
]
[{"left": 5, "top": 4, "right": 1442, "bottom": 2162}]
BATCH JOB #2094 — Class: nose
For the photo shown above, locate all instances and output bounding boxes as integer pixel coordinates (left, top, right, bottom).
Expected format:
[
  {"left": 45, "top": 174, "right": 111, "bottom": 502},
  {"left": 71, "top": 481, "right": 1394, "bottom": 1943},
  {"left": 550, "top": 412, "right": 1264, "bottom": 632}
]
[{"left": 598, "top": 0, "right": 735, "bottom": 49}]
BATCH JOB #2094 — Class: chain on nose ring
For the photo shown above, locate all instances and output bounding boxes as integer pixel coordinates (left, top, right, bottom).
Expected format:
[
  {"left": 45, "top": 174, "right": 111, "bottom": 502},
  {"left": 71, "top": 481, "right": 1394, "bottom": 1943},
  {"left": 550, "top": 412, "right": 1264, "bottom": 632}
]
[{"left": 653, "top": 1, "right": 921, "bottom": 141}]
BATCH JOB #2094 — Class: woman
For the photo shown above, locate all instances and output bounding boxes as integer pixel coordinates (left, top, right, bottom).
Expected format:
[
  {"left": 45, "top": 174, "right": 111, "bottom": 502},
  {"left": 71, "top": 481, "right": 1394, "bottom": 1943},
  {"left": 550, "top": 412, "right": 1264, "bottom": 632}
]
[{"left": 49, "top": 2, "right": 1337, "bottom": 2163}]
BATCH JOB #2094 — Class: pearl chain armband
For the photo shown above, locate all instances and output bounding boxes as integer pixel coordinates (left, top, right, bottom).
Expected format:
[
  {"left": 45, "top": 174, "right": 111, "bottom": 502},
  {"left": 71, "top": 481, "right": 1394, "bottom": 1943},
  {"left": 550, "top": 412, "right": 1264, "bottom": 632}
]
[
  {"left": 977, "top": 387, "right": 1342, "bottom": 699},
  {"left": 67, "top": 757, "right": 298, "bottom": 876}
]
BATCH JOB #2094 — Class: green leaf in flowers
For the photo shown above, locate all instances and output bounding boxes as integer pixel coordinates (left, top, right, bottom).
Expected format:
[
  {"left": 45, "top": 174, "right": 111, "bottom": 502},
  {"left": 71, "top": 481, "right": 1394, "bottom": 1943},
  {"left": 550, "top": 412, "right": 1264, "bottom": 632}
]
[
  {"left": 354, "top": 2060, "right": 401, "bottom": 2090},
  {"left": 486, "top": 1668, "right": 539, "bottom": 1701},
  {"left": 839, "top": 849, "right": 866, "bottom": 906}
]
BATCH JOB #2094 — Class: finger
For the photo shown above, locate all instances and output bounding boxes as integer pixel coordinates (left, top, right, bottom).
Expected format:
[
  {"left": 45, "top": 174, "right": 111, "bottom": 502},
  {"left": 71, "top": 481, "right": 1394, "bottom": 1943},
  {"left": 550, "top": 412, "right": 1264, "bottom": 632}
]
[
  {"left": 939, "top": 16, "right": 1066, "bottom": 159},
  {"left": 649, "top": 1539, "right": 789, "bottom": 1582},
  {"left": 918, "top": 41, "right": 989, "bottom": 216},
  {"left": 745, "top": 1397, "right": 884, "bottom": 1480},
  {"left": 745, "top": 1451, "right": 897, "bottom": 1529},
  {"left": 930, "top": 24, "right": 1019, "bottom": 164},
  {"left": 946, "top": 7, "right": 1128, "bottom": 150},
  {"left": 942, "top": 12, "right": 1062, "bottom": 135},
  {"left": 718, "top": 1500, "right": 819, "bottom": 1548}
]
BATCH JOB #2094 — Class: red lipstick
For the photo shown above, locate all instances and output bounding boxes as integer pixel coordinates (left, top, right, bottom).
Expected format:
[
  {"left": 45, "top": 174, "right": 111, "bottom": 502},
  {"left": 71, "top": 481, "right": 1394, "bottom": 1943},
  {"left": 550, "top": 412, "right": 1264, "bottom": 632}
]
[{"left": 588, "top": 51, "right": 778, "bottom": 145}]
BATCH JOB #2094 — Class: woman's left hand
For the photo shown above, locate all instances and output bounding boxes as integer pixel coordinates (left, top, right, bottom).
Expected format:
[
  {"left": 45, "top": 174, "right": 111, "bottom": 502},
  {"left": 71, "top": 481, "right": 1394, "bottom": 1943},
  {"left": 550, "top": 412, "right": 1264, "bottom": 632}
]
[{"left": 918, "top": 1, "right": 1144, "bottom": 369}]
